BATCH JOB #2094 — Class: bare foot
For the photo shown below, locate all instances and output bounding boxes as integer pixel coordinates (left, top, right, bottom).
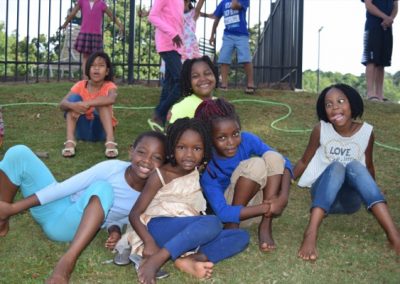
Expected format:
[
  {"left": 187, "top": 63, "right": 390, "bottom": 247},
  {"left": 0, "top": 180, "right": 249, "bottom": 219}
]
[
  {"left": 258, "top": 218, "right": 275, "bottom": 252},
  {"left": 174, "top": 253, "right": 214, "bottom": 279},
  {"left": 137, "top": 257, "right": 159, "bottom": 284},
  {"left": 388, "top": 232, "right": 400, "bottom": 256},
  {"left": 298, "top": 230, "right": 318, "bottom": 261},
  {"left": 46, "top": 256, "right": 75, "bottom": 284},
  {"left": 0, "top": 219, "right": 9, "bottom": 236}
]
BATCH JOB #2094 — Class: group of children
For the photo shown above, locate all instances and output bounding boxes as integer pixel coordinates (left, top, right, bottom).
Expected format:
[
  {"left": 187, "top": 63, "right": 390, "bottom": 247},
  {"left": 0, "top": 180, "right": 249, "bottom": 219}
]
[
  {"left": 1, "top": 58, "right": 400, "bottom": 282},
  {"left": 1, "top": 1, "right": 400, "bottom": 283}
]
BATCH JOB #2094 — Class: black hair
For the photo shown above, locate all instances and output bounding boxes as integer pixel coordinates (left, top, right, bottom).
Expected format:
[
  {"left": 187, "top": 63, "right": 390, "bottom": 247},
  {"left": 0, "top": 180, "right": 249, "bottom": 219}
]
[
  {"left": 181, "top": 55, "right": 219, "bottom": 97},
  {"left": 316, "top": 83, "right": 364, "bottom": 122},
  {"left": 194, "top": 98, "right": 241, "bottom": 132},
  {"left": 133, "top": 131, "right": 167, "bottom": 150},
  {"left": 185, "top": 0, "right": 196, "bottom": 10},
  {"left": 85, "top": 51, "right": 114, "bottom": 81},
  {"left": 165, "top": 117, "right": 212, "bottom": 167}
]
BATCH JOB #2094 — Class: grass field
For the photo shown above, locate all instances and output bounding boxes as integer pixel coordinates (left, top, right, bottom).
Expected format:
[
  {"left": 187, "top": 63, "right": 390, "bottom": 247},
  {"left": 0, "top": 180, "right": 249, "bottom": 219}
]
[{"left": 0, "top": 83, "right": 400, "bottom": 283}]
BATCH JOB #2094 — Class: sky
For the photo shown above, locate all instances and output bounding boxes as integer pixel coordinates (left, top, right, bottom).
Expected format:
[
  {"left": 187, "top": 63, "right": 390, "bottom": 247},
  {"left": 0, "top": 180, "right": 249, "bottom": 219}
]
[{"left": 1, "top": 0, "right": 399, "bottom": 76}]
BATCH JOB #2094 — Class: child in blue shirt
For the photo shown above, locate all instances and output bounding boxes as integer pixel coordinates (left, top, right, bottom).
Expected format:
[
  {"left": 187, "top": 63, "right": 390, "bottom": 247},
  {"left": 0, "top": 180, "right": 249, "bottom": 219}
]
[
  {"left": 209, "top": 0, "right": 255, "bottom": 94},
  {"left": 195, "top": 98, "right": 292, "bottom": 252}
]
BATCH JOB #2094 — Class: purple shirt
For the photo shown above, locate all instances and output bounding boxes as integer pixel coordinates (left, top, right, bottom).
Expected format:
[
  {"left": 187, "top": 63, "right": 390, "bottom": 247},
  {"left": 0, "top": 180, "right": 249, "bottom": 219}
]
[
  {"left": 79, "top": 0, "right": 107, "bottom": 35},
  {"left": 148, "top": 0, "right": 184, "bottom": 53}
]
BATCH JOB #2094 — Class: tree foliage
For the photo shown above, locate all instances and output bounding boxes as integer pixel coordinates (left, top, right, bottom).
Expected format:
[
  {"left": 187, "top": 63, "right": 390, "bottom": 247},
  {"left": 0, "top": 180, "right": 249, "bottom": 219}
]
[{"left": 302, "top": 69, "right": 400, "bottom": 101}]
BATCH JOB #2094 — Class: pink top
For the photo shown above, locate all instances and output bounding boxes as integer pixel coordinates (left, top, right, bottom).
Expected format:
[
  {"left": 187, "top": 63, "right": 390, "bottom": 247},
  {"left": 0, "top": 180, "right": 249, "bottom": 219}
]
[
  {"left": 78, "top": 0, "right": 107, "bottom": 35},
  {"left": 182, "top": 9, "right": 201, "bottom": 60},
  {"left": 148, "top": 0, "right": 184, "bottom": 53}
]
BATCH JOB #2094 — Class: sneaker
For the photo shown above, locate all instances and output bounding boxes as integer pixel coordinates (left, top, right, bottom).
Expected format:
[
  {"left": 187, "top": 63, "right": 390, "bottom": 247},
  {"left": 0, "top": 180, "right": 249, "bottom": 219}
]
[{"left": 113, "top": 247, "right": 131, "bottom": 266}]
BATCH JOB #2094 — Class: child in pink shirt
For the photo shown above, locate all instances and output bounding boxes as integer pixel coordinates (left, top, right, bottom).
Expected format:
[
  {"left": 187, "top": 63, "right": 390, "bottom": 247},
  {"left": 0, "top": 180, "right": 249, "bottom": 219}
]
[
  {"left": 147, "top": 0, "right": 184, "bottom": 130},
  {"left": 61, "top": 0, "right": 124, "bottom": 78}
]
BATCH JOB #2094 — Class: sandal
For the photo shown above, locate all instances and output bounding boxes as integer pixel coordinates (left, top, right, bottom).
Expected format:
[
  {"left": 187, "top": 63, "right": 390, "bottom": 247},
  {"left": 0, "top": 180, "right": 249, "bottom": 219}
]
[
  {"left": 219, "top": 85, "right": 228, "bottom": 91},
  {"left": 105, "top": 141, "right": 119, "bottom": 159},
  {"left": 367, "top": 96, "right": 381, "bottom": 102},
  {"left": 245, "top": 86, "right": 256, "bottom": 95},
  {"left": 147, "top": 118, "right": 164, "bottom": 133},
  {"left": 62, "top": 140, "right": 76, "bottom": 158}
]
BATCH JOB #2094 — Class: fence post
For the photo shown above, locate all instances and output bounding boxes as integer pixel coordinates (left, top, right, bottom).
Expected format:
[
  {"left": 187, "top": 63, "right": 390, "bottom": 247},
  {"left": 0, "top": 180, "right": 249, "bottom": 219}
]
[{"left": 128, "top": 0, "right": 136, "bottom": 84}]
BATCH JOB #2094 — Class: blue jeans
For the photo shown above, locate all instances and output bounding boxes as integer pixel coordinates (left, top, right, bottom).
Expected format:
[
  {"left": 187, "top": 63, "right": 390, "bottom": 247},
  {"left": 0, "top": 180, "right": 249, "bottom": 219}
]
[
  {"left": 148, "top": 215, "right": 249, "bottom": 263},
  {"left": 65, "top": 94, "right": 106, "bottom": 141},
  {"left": 311, "top": 161, "right": 385, "bottom": 214},
  {"left": 155, "top": 51, "right": 182, "bottom": 124}
]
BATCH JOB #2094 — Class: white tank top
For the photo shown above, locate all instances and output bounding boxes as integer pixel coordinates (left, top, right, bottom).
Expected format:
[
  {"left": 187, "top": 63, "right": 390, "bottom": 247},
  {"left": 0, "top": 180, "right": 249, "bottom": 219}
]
[{"left": 298, "top": 120, "right": 373, "bottom": 188}]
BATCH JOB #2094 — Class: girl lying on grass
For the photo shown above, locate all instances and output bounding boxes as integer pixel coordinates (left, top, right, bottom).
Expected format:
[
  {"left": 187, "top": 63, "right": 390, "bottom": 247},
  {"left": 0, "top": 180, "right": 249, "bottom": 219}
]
[
  {"left": 0, "top": 131, "right": 166, "bottom": 283},
  {"left": 293, "top": 84, "right": 400, "bottom": 261}
]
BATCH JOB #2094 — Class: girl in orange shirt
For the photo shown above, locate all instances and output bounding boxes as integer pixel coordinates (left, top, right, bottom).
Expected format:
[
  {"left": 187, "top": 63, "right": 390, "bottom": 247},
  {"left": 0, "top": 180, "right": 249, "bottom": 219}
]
[{"left": 60, "top": 51, "right": 119, "bottom": 158}]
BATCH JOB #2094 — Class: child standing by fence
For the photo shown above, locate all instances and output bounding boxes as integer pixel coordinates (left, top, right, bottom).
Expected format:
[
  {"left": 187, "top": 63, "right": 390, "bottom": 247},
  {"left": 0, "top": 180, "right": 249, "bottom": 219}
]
[
  {"left": 294, "top": 84, "right": 400, "bottom": 261},
  {"left": 61, "top": 0, "right": 124, "bottom": 77}
]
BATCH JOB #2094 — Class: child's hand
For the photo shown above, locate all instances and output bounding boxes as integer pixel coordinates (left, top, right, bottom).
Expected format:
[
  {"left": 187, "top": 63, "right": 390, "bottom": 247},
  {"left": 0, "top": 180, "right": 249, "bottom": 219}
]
[
  {"left": 209, "top": 34, "right": 216, "bottom": 47},
  {"left": 172, "top": 35, "right": 183, "bottom": 48},
  {"left": 261, "top": 200, "right": 271, "bottom": 217},
  {"left": 137, "top": 8, "right": 149, "bottom": 18},
  {"left": 105, "top": 230, "right": 121, "bottom": 250},
  {"left": 266, "top": 197, "right": 288, "bottom": 217}
]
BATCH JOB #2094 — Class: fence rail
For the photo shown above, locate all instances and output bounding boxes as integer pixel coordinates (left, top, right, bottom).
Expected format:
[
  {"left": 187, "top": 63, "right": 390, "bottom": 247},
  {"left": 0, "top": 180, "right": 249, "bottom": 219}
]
[{"left": 0, "top": 0, "right": 303, "bottom": 89}]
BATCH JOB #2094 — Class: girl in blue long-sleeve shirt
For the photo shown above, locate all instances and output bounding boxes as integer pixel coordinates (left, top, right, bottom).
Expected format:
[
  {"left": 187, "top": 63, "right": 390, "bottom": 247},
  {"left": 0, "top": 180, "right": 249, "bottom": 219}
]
[{"left": 195, "top": 98, "right": 293, "bottom": 252}]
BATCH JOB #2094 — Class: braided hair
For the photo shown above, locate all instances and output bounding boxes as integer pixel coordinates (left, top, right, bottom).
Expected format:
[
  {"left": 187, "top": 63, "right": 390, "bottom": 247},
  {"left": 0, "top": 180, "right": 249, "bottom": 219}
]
[
  {"left": 181, "top": 55, "right": 219, "bottom": 97},
  {"left": 166, "top": 117, "right": 212, "bottom": 167},
  {"left": 194, "top": 98, "right": 241, "bottom": 132}
]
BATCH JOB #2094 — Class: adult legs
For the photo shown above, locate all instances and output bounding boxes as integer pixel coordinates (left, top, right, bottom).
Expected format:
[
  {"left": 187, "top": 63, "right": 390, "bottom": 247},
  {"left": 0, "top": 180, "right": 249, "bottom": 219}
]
[
  {"left": 375, "top": 65, "right": 385, "bottom": 100},
  {"left": 365, "top": 63, "right": 377, "bottom": 99}
]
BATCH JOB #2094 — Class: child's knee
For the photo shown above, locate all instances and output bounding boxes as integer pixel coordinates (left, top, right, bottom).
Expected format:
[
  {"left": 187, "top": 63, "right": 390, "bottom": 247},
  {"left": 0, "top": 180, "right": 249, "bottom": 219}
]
[
  {"left": 231, "top": 157, "right": 267, "bottom": 188},
  {"left": 262, "top": 151, "right": 285, "bottom": 176},
  {"left": 67, "top": 94, "right": 83, "bottom": 103}
]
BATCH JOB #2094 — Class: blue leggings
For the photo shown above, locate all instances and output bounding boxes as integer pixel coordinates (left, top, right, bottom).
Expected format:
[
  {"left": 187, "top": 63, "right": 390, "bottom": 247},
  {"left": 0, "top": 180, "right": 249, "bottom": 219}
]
[
  {"left": 148, "top": 215, "right": 249, "bottom": 263},
  {"left": 0, "top": 145, "right": 114, "bottom": 242}
]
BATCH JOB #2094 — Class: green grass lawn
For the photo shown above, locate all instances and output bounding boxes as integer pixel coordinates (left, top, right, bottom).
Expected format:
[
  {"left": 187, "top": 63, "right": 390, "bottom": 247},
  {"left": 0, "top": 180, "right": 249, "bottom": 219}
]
[{"left": 0, "top": 83, "right": 400, "bottom": 283}]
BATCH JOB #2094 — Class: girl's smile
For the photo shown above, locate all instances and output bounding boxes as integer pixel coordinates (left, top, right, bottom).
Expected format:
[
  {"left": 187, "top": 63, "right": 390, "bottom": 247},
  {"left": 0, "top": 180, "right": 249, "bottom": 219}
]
[
  {"left": 212, "top": 119, "right": 241, "bottom": 158},
  {"left": 190, "top": 61, "right": 217, "bottom": 98},
  {"left": 129, "top": 137, "right": 165, "bottom": 181}
]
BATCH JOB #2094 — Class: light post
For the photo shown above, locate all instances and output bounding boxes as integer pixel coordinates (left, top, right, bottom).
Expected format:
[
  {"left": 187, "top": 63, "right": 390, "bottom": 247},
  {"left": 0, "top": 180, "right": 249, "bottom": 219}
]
[{"left": 317, "top": 26, "right": 324, "bottom": 94}]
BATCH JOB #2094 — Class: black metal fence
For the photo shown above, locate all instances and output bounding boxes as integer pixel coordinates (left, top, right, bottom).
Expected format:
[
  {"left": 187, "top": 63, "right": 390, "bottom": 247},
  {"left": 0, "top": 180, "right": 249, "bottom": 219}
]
[{"left": 0, "top": 0, "right": 303, "bottom": 89}]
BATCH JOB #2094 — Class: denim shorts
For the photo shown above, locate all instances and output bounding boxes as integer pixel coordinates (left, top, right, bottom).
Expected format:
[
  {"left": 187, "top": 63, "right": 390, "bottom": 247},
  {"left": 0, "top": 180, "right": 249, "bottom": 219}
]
[{"left": 217, "top": 34, "right": 252, "bottom": 64}]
